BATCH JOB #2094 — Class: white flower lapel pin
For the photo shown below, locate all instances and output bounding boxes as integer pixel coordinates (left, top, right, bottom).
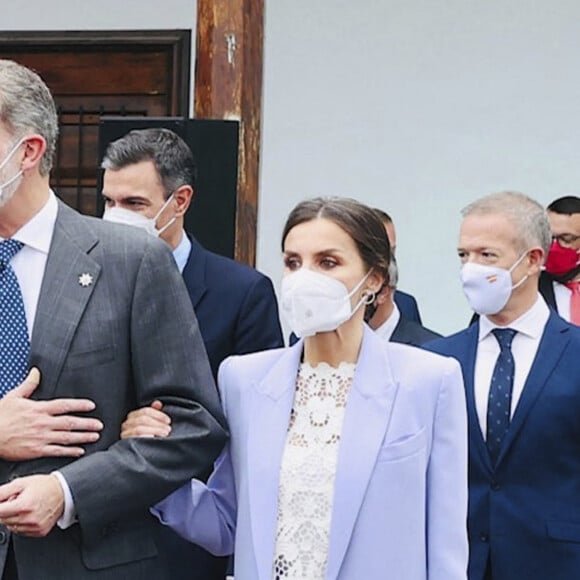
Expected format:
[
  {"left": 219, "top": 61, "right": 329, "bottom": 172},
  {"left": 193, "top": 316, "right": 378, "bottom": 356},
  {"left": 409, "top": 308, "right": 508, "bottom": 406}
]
[{"left": 78, "top": 273, "right": 94, "bottom": 288}]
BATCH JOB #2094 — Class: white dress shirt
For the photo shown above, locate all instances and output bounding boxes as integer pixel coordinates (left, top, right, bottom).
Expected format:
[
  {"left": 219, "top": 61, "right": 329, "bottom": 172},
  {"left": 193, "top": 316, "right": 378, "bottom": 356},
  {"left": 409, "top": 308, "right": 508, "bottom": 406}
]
[
  {"left": 475, "top": 295, "right": 550, "bottom": 438},
  {"left": 2, "top": 192, "right": 75, "bottom": 528},
  {"left": 4, "top": 192, "right": 57, "bottom": 335},
  {"left": 553, "top": 280, "right": 572, "bottom": 322},
  {"left": 373, "top": 303, "right": 401, "bottom": 342},
  {"left": 172, "top": 231, "right": 191, "bottom": 274}
]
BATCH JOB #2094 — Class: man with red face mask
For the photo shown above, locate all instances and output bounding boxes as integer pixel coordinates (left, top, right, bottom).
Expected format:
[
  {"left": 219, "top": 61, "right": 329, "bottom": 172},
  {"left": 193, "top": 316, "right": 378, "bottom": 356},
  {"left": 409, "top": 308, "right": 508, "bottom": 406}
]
[{"left": 541, "top": 196, "right": 580, "bottom": 325}]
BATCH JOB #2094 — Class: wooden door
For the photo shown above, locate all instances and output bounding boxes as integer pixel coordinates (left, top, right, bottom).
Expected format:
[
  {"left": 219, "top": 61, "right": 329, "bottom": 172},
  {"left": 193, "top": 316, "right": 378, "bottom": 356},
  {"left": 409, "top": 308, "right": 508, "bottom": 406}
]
[{"left": 0, "top": 31, "right": 190, "bottom": 215}]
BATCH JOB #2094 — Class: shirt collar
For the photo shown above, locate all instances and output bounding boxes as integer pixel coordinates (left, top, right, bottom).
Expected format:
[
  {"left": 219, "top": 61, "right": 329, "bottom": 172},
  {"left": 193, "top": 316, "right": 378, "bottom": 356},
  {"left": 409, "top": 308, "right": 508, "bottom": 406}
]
[
  {"left": 172, "top": 231, "right": 191, "bottom": 274},
  {"left": 374, "top": 303, "right": 401, "bottom": 341},
  {"left": 479, "top": 294, "right": 550, "bottom": 341},
  {"left": 8, "top": 190, "right": 58, "bottom": 254}
]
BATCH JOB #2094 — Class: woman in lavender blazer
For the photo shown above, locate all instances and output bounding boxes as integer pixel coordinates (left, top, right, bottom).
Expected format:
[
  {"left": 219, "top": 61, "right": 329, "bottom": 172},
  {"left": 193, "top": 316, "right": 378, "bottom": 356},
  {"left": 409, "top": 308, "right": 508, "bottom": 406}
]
[{"left": 126, "top": 197, "right": 468, "bottom": 580}]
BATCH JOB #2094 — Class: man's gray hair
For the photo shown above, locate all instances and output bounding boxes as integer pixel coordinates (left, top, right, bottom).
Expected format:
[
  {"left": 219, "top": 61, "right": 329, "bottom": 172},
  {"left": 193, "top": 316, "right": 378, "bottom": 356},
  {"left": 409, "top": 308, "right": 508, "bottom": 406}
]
[
  {"left": 462, "top": 191, "right": 551, "bottom": 255},
  {"left": 0, "top": 60, "right": 58, "bottom": 177},
  {"left": 101, "top": 128, "right": 197, "bottom": 199},
  {"left": 387, "top": 255, "right": 399, "bottom": 289}
]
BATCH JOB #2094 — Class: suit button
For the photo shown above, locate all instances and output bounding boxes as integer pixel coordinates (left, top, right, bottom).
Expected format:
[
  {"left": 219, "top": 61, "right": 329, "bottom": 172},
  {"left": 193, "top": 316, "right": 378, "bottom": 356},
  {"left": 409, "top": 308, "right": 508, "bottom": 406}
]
[
  {"left": 480, "top": 533, "right": 489, "bottom": 543},
  {"left": 491, "top": 481, "right": 501, "bottom": 491},
  {"left": 0, "top": 531, "right": 7, "bottom": 544}
]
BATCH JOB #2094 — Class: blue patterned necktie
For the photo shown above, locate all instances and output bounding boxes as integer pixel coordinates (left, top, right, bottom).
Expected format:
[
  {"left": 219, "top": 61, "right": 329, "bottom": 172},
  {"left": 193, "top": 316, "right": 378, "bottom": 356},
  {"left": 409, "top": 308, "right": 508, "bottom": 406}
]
[
  {"left": 0, "top": 239, "right": 30, "bottom": 397},
  {"left": 486, "top": 328, "right": 517, "bottom": 465}
]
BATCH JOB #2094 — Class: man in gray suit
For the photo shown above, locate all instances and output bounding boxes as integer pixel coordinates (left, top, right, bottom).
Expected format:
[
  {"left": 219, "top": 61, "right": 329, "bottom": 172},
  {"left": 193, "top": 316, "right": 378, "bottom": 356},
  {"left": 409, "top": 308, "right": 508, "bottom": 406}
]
[{"left": 0, "top": 59, "right": 227, "bottom": 579}]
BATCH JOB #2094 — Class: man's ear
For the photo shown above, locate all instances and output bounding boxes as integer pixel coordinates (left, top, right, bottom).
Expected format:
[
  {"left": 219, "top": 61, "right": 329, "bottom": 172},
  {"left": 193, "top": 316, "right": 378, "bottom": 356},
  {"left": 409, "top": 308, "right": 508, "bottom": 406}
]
[
  {"left": 20, "top": 135, "right": 46, "bottom": 172},
  {"left": 173, "top": 185, "right": 193, "bottom": 217},
  {"left": 527, "top": 247, "right": 544, "bottom": 275},
  {"left": 374, "top": 285, "right": 391, "bottom": 305}
]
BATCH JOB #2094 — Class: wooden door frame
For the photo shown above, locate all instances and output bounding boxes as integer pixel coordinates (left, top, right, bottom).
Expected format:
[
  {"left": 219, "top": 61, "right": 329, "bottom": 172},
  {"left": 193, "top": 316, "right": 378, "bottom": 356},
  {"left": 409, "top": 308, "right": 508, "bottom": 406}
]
[
  {"left": 194, "top": 0, "right": 264, "bottom": 266},
  {"left": 0, "top": 30, "right": 191, "bottom": 115}
]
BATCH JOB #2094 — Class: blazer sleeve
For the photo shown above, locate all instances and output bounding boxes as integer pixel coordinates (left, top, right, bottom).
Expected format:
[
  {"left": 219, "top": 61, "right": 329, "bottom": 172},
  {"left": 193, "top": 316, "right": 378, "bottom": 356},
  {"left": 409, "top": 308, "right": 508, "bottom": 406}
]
[
  {"left": 235, "top": 275, "right": 284, "bottom": 354},
  {"left": 58, "top": 238, "right": 228, "bottom": 539},
  {"left": 152, "top": 355, "right": 238, "bottom": 556},
  {"left": 152, "top": 446, "right": 237, "bottom": 556},
  {"left": 427, "top": 358, "right": 469, "bottom": 580}
]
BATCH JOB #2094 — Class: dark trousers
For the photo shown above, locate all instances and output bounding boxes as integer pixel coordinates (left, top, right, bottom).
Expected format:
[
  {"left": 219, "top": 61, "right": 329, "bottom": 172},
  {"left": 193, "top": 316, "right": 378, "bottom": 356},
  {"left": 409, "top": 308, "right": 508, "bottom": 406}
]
[
  {"left": 2, "top": 542, "right": 18, "bottom": 580},
  {"left": 157, "top": 526, "right": 228, "bottom": 580}
]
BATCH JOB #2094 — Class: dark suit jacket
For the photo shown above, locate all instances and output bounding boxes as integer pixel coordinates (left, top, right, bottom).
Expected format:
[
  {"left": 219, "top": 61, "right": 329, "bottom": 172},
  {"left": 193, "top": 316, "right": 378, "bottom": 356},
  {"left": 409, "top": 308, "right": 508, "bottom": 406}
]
[
  {"left": 394, "top": 289, "right": 422, "bottom": 323},
  {"left": 0, "top": 202, "right": 227, "bottom": 580},
  {"left": 158, "top": 235, "right": 283, "bottom": 580},
  {"left": 182, "top": 236, "right": 283, "bottom": 379},
  {"left": 425, "top": 313, "right": 580, "bottom": 580},
  {"left": 539, "top": 271, "right": 557, "bottom": 310},
  {"left": 391, "top": 316, "right": 441, "bottom": 346}
]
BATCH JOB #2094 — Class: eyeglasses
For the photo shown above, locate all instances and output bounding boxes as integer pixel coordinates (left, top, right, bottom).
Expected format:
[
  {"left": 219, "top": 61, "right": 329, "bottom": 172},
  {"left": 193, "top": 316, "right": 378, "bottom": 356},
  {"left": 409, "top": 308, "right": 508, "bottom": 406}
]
[{"left": 552, "top": 233, "right": 580, "bottom": 246}]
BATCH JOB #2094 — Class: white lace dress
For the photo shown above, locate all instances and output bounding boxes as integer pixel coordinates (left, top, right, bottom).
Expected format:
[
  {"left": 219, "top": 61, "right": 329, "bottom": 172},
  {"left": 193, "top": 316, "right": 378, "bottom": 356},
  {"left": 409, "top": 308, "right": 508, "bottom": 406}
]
[{"left": 272, "top": 361, "right": 355, "bottom": 580}]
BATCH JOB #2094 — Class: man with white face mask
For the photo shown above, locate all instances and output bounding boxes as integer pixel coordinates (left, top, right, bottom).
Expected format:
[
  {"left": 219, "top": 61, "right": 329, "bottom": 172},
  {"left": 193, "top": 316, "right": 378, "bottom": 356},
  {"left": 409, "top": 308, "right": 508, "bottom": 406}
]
[
  {"left": 101, "top": 128, "right": 283, "bottom": 580},
  {"left": 425, "top": 191, "right": 580, "bottom": 580}
]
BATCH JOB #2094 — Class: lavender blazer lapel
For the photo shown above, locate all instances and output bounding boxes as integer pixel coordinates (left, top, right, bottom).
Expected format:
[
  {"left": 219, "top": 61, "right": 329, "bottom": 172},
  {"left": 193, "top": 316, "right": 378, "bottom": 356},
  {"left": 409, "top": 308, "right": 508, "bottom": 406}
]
[
  {"left": 247, "top": 341, "right": 303, "bottom": 580},
  {"left": 326, "top": 327, "right": 399, "bottom": 579},
  {"left": 30, "top": 203, "right": 101, "bottom": 398}
]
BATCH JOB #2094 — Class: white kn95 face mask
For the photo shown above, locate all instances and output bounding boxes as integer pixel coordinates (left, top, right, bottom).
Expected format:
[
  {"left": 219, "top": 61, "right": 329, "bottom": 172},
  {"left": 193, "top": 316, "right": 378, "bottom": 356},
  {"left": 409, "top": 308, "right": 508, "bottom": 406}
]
[{"left": 281, "top": 268, "right": 373, "bottom": 337}]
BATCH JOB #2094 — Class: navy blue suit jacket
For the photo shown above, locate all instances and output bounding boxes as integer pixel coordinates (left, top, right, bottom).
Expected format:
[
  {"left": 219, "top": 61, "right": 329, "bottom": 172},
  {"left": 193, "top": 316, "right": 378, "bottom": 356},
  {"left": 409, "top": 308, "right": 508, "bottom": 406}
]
[
  {"left": 425, "top": 313, "right": 580, "bottom": 580},
  {"left": 160, "top": 236, "right": 283, "bottom": 580},
  {"left": 394, "top": 289, "right": 422, "bottom": 323},
  {"left": 182, "top": 236, "right": 284, "bottom": 379},
  {"left": 391, "top": 316, "right": 441, "bottom": 347}
]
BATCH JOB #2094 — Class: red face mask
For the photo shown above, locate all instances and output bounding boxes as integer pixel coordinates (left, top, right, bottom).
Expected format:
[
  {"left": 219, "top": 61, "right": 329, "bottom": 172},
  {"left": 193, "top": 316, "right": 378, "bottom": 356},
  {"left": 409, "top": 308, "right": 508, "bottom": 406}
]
[{"left": 545, "top": 240, "right": 580, "bottom": 276}]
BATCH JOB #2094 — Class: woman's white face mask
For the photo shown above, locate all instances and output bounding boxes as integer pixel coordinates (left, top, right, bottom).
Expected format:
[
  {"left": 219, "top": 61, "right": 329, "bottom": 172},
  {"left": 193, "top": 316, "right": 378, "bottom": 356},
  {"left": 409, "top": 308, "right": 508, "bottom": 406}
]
[
  {"left": 460, "top": 251, "right": 529, "bottom": 316},
  {"left": 280, "top": 268, "right": 373, "bottom": 337}
]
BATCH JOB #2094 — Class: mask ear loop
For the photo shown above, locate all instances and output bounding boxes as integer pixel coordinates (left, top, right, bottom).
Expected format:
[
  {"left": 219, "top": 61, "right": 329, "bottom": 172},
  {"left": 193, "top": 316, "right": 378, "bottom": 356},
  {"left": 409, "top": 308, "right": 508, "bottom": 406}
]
[
  {"left": 156, "top": 216, "right": 177, "bottom": 237},
  {"left": 153, "top": 193, "right": 176, "bottom": 235},
  {"left": 0, "top": 137, "right": 27, "bottom": 173}
]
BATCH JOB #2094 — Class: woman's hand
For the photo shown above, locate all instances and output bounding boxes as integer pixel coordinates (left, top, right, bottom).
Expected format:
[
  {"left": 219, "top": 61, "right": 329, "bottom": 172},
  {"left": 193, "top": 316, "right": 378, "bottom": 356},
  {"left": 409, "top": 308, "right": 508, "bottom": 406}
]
[{"left": 120, "top": 400, "right": 172, "bottom": 439}]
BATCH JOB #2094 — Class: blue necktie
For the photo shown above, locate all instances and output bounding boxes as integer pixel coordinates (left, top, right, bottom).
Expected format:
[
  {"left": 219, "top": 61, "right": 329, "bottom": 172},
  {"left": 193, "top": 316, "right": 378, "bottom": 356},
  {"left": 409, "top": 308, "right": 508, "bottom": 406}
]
[
  {"left": 0, "top": 239, "right": 30, "bottom": 397},
  {"left": 486, "top": 328, "right": 517, "bottom": 465}
]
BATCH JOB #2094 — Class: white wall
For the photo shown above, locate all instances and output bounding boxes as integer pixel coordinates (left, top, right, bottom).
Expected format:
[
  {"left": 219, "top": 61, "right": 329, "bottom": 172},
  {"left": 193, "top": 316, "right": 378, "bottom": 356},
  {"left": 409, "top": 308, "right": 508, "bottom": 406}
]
[
  {"left": 4, "top": 1, "right": 580, "bottom": 335},
  {"left": 259, "top": 0, "right": 580, "bottom": 336},
  {"left": 2, "top": 0, "right": 196, "bottom": 31}
]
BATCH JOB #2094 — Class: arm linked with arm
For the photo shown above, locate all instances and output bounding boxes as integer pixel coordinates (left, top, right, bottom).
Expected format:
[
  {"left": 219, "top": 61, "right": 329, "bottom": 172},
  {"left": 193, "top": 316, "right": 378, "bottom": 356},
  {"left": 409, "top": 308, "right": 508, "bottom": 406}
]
[
  {"left": 152, "top": 354, "right": 238, "bottom": 555},
  {"left": 58, "top": 238, "right": 228, "bottom": 540}
]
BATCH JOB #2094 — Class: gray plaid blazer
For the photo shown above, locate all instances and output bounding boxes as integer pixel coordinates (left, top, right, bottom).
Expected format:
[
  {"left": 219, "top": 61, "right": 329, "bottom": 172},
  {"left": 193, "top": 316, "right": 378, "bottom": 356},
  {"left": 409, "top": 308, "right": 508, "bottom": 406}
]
[{"left": 0, "top": 201, "right": 227, "bottom": 579}]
